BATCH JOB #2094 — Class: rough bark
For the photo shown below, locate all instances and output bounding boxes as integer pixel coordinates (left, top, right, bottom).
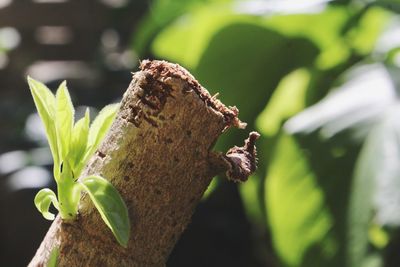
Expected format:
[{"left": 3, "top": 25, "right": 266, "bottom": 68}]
[{"left": 29, "top": 60, "right": 259, "bottom": 267}]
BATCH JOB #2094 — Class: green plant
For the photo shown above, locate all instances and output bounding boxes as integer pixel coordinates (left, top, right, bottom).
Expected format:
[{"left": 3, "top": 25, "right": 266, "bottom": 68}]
[{"left": 28, "top": 77, "right": 130, "bottom": 247}]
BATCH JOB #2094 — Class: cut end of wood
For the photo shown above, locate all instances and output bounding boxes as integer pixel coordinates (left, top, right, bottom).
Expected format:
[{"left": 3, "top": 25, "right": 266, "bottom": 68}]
[
  {"left": 224, "top": 131, "right": 260, "bottom": 182},
  {"left": 139, "top": 59, "right": 246, "bottom": 130}
]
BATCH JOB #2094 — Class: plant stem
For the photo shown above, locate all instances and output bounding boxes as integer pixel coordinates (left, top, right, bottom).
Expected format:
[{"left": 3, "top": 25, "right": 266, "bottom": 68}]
[{"left": 57, "top": 177, "right": 79, "bottom": 220}]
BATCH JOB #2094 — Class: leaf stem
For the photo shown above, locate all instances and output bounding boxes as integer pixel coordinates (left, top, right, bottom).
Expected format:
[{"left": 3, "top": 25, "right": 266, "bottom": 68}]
[{"left": 57, "top": 163, "right": 80, "bottom": 220}]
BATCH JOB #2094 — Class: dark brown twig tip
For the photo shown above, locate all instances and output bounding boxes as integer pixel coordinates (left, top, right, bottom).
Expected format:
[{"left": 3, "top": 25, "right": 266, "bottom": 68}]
[
  {"left": 224, "top": 131, "right": 260, "bottom": 182},
  {"left": 245, "top": 131, "right": 260, "bottom": 154}
]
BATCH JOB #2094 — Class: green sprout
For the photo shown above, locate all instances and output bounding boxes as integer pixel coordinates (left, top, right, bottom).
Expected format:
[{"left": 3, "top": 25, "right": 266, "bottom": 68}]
[{"left": 28, "top": 77, "right": 130, "bottom": 247}]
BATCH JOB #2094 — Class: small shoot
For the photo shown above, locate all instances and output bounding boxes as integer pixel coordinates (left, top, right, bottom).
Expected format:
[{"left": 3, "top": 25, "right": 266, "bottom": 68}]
[{"left": 28, "top": 77, "right": 130, "bottom": 247}]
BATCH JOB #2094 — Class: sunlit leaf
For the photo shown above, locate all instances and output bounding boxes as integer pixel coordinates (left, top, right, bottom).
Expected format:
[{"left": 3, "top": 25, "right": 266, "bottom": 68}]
[
  {"left": 68, "top": 109, "right": 90, "bottom": 173},
  {"left": 151, "top": 5, "right": 351, "bottom": 70},
  {"left": 27, "top": 77, "right": 59, "bottom": 167},
  {"left": 79, "top": 104, "right": 119, "bottom": 172},
  {"left": 88, "top": 104, "right": 118, "bottom": 152},
  {"left": 81, "top": 175, "right": 130, "bottom": 247},
  {"left": 266, "top": 133, "right": 335, "bottom": 267},
  {"left": 348, "top": 7, "right": 390, "bottom": 55},
  {"left": 34, "top": 188, "right": 59, "bottom": 221},
  {"left": 133, "top": 0, "right": 231, "bottom": 56},
  {"left": 55, "top": 81, "right": 74, "bottom": 161},
  {"left": 256, "top": 68, "right": 310, "bottom": 136}
]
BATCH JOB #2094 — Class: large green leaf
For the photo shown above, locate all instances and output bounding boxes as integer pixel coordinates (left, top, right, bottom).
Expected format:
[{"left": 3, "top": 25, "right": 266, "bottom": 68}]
[
  {"left": 191, "top": 22, "right": 318, "bottom": 206},
  {"left": 150, "top": 5, "right": 355, "bottom": 70},
  {"left": 266, "top": 133, "right": 336, "bottom": 267},
  {"left": 27, "top": 77, "right": 59, "bottom": 167},
  {"left": 81, "top": 175, "right": 130, "bottom": 247},
  {"left": 34, "top": 188, "right": 59, "bottom": 221},
  {"left": 55, "top": 81, "right": 74, "bottom": 162},
  {"left": 256, "top": 68, "right": 311, "bottom": 137},
  {"left": 151, "top": 6, "right": 253, "bottom": 70},
  {"left": 133, "top": 0, "right": 231, "bottom": 56},
  {"left": 195, "top": 23, "right": 317, "bottom": 124}
]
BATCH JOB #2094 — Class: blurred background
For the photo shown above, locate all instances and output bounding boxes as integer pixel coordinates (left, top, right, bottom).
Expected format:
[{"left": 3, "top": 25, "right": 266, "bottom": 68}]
[{"left": 1, "top": 0, "right": 400, "bottom": 266}]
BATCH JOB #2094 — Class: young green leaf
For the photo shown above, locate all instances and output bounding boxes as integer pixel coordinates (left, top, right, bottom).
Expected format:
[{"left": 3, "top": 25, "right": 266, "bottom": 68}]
[
  {"left": 27, "top": 77, "right": 59, "bottom": 168},
  {"left": 77, "top": 104, "right": 119, "bottom": 173},
  {"left": 88, "top": 104, "right": 119, "bottom": 154},
  {"left": 68, "top": 109, "right": 90, "bottom": 172},
  {"left": 55, "top": 81, "right": 74, "bottom": 162},
  {"left": 34, "top": 188, "right": 59, "bottom": 221},
  {"left": 80, "top": 175, "right": 130, "bottom": 247}
]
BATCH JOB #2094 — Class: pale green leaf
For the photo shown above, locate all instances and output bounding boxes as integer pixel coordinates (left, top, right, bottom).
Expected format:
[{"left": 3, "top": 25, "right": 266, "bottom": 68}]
[
  {"left": 55, "top": 81, "right": 74, "bottom": 162},
  {"left": 81, "top": 175, "right": 130, "bottom": 247},
  {"left": 82, "top": 104, "right": 119, "bottom": 165},
  {"left": 69, "top": 109, "right": 90, "bottom": 173},
  {"left": 27, "top": 77, "right": 59, "bottom": 167},
  {"left": 88, "top": 104, "right": 118, "bottom": 150},
  {"left": 256, "top": 68, "right": 310, "bottom": 136},
  {"left": 34, "top": 188, "right": 59, "bottom": 221},
  {"left": 266, "top": 134, "right": 335, "bottom": 267}
]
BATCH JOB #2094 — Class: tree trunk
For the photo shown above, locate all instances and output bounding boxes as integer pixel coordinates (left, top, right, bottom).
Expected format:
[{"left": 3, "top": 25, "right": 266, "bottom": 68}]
[{"left": 29, "top": 60, "right": 259, "bottom": 267}]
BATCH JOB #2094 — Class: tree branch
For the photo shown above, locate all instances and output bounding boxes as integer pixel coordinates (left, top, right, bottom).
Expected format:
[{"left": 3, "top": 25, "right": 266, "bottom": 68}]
[{"left": 29, "top": 60, "right": 259, "bottom": 267}]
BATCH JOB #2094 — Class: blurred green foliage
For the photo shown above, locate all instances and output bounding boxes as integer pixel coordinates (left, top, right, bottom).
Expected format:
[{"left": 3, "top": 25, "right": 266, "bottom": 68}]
[{"left": 133, "top": 0, "right": 400, "bottom": 266}]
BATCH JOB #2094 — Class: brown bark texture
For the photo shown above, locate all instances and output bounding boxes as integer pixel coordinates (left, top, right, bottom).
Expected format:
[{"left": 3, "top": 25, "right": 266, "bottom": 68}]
[{"left": 28, "top": 60, "right": 259, "bottom": 267}]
